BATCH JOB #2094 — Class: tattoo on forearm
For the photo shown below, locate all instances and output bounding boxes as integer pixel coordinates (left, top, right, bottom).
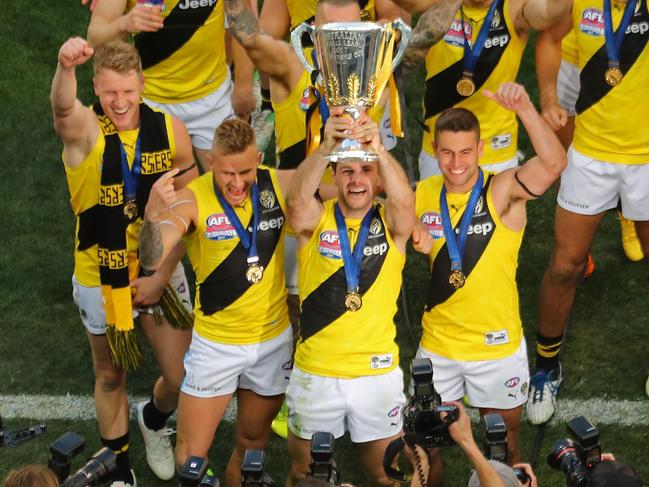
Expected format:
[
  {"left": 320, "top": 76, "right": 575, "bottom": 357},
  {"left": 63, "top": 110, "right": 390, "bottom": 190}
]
[
  {"left": 402, "top": 0, "right": 463, "bottom": 70},
  {"left": 139, "top": 219, "right": 163, "bottom": 270},
  {"left": 224, "top": 0, "right": 261, "bottom": 47}
]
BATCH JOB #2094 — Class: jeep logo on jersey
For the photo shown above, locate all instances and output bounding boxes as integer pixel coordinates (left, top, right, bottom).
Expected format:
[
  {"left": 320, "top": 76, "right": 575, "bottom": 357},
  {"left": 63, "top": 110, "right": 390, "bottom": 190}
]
[
  {"left": 369, "top": 217, "right": 383, "bottom": 235},
  {"left": 256, "top": 216, "right": 284, "bottom": 232},
  {"left": 580, "top": 9, "right": 605, "bottom": 36},
  {"left": 504, "top": 377, "right": 520, "bottom": 388},
  {"left": 318, "top": 231, "right": 342, "bottom": 259},
  {"left": 467, "top": 221, "right": 494, "bottom": 236},
  {"left": 259, "top": 190, "right": 276, "bottom": 210},
  {"left": 178, "top": 0, "right": 218, "bottom": 9},
  {"left": 421, "top": 212, "right": 444, "bottom": 239},
  {"left": 205, "top": 213, "right": 236, "bottom": 241}
]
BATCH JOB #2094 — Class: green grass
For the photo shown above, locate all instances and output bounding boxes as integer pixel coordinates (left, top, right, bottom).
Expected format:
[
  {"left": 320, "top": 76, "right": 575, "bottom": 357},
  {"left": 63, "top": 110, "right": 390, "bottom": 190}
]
[{"left": 1, "top": 1, "right": 648, "bottom": 485}]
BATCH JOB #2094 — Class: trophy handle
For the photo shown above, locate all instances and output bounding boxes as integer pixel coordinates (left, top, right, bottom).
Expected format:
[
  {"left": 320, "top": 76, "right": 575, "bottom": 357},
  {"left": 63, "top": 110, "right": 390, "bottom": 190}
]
[
  {"left": 290, "top": 23, "right": 316, "bottom": 75},
  {"left": 390, "top": 18, "right": 412, "bottom": 71}
]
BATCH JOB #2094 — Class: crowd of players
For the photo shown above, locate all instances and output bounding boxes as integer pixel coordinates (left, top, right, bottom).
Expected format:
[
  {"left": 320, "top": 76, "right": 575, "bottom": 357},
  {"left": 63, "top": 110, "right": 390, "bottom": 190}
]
[{"left": 40, "top": 0, "right": 649, "bottom": 485}]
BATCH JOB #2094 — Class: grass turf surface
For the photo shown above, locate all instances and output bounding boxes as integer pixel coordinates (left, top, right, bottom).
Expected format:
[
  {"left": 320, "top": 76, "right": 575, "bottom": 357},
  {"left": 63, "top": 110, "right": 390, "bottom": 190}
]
[{"left": 1, "top": 1, "right": 648, "bottom": 485}]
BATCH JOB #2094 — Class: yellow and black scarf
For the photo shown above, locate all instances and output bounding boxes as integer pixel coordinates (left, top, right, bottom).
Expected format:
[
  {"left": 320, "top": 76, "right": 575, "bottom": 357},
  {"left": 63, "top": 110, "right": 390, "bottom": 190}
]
[{"left": 93, "top": 102, "right": 172, "bottom": 370}]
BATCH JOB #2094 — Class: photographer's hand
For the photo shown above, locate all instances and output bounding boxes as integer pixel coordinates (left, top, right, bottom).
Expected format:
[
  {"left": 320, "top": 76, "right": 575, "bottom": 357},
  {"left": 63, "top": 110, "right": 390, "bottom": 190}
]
[{"left": 513, "top": 463, "right": 537, "bottom": 487}]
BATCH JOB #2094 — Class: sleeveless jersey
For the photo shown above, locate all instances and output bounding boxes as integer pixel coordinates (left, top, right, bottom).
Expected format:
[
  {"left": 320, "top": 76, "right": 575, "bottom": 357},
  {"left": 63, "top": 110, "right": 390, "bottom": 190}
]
[
  {"left": 185, "top": 168, "right": 289, "bottom": 344},
  {"left": 295, "top": 200, "right": 404, "bottom": 377},
  {"left": 128, "top": 0, "right": 228, "bottom": 104},
  {"left": 287, "top": 0, "right": 376, "bottom": 29},
  {"left": 273, "top": 70, "right": 311, "bottom": 169},
  {"left": 562, "top": 28, "right": 579, "bottom": 65},
  {"left": 422, "top": 0, "right": 525, "bottom": 165},
  {"left": 415, "top": 173, "right": 523, "bottom": 361},
  {"left": 572, "top": 0, "right": 649, "bottom": 163},
  {"left": 65, "top": 106, "right": 176, "bottom": 287}
]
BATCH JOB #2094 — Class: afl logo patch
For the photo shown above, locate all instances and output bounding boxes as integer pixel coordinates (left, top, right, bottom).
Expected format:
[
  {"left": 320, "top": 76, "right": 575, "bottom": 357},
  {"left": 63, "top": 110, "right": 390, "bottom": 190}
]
[
  {"left": 421, "top": 211, "right": 444, "bottom": 239},
  {"left": 318, "top": 230, "right": 342, "bottom": 259},
  {"left": 205, "top": 213, "right": 236, "bottom": 241}
]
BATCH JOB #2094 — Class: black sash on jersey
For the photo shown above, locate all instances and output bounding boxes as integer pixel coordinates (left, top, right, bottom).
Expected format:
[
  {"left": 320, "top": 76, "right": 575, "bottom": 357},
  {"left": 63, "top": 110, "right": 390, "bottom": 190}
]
[
  {"left": 134, "top": 1, "right": 218, "bottom": 70},
  {"left": 576, "top": 2, "right": 649, "bottom": 114},
  {"left": 278, "top": 138, "right": 307, "bottom": 170},
  {"left": 423, "top": 1, "right": 510, "bottom": 120},
  {"left": 77, "top": 103, "right": 171, "bottom": 254},
  {"left": 198, "top": 169, "right": 284, "bottom": 315},
  {"left": 425, "top": 175, "right": 495, "bottom": 310},
  {"left": 300, "top": 204, "right": 388, "bottom": 341}
]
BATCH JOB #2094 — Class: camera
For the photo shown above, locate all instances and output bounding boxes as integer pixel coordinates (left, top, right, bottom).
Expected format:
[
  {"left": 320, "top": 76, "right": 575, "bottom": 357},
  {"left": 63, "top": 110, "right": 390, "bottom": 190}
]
[
  {"left": 48, "top": 432, "right": 117, "bottom": 487},
  {"left": 309, "top": 432, "right": 339, "bottom": 485},
  {"left": 482, "top": 414, "right": 529, "bottom": 485},
  {"left": 547, "top": 416, "right": 601, "bottom": 487},
  {"left": 178, "top": 456, "right": 219, "bottom": 486},
  {"left": 402, "top": 358, "right": 459, "bottom": 449},
  {"left": 241, "top": 449, "right": 275, "bottom": 487}
]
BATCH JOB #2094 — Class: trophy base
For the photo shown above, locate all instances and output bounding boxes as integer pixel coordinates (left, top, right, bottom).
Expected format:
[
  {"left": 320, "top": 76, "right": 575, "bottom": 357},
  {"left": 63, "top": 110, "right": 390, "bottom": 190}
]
[{"left": 324, "top": 138, "right": 380, "bottom": 163}]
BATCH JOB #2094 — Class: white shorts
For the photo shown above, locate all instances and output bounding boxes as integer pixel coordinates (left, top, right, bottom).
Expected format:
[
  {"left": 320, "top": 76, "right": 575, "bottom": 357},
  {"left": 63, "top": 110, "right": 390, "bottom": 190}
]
[
  {"left": 418, "top": 151, "right": 519, "bottom": 181},
  {"left": 284, "top": 234, "right": 298, "bottom": 295},
  {"left": 557, "top": 59, "right": 580, "bottom": 117},
  {"left": 181, "top": 326, "right": 293, "bottom": 398},
  {"left": 71, "top": 262, "right": 192, "bottom": 336},
  {"left": 414, "top": 338, "right": 529, "bottom": 410},
  {"left": 558, "top": 147, "right": 649, "bottom": 220},
  {"left": 144, "top": 76, "right": 234, "bottom": 151},
  {"left": 286, "top": 366, "right": 405, "bottom": 443}
]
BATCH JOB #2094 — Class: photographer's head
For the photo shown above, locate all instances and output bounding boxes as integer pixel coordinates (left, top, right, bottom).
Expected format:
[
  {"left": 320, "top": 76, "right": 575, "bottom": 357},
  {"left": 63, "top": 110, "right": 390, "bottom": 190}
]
[
  {"left": 2, "top": 465, "right": 59, "bottom": 487},
  {"left": 468, "top": 460, "right": 523, "bottom": 487},
  {"left": 589, "top": 460, "right": 642, "bottom": 487}
]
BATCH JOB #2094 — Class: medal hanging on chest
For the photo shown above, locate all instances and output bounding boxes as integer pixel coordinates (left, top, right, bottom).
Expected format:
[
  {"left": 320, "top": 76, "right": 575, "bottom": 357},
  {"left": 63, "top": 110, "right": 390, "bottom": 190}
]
[
  {"left": 214, "top": 180, "right": 264, "bottom": 284},
  {"left": 457, "top": 0, "right": 501, "bottom": 97},
  {"left": 440, "top": 171, "right": 484, "bottom": 290},
  {"left": 120, "top": 136, "right": 142, "bottom": 223},
  {"left": 602, "top": 0, "right": 637, "bottom": 87},
  {"left": 334, "top": 204, "right": 376, "bottom": 312}
]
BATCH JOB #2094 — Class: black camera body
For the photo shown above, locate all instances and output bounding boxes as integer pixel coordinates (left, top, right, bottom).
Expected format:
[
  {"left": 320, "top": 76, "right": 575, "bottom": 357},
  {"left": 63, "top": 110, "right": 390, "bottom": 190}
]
[
  {"left": 179, "top": 456, "right": 219, "bottom": 486},
  {"left": 241, "top": 449, "right": 275, "bottom": 487},
  {"left": 48, "top": 432, "right": 117, "bottom": 487},
  {"left": 402, "top": 358, "right": 459, "bottom": 449},
  {"left": 309, "top": 431, "right": 339, "bottom": 485},
  {"left": 482, "top": 414, "right": 529, "bottom": 485},
  {"left": 547, "top": 416, "right": 602, "bottom": 487}
]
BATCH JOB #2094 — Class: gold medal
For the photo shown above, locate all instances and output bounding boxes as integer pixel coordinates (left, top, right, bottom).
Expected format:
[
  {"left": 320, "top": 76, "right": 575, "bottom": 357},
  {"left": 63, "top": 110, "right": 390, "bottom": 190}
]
[
  {"left": 604, "top": 67, "right": 623, "bottom": 87},
  {"left": 360, "top": 9, "right": 370, "bottom": 20},
  {"left": 456, "top": 77, "right": 475, "bottom": 97},
  {"left": 245, "top": 264, "right": 264, "bottom": 284},
  {"left": 123, "top": 200, "right": 138, "bottom": 221},
  {"left": 448, "top": 270, "right": 466, "bottom": 289},
  {"left": 344, "top": 292, "right": 363, "bottom": 312}
]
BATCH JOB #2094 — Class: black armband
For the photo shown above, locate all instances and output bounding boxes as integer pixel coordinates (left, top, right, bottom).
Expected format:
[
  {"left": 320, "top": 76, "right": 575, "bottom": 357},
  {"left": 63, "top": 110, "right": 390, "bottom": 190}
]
[{"left": 514, "top": 170, "right": 542, "bottom": 198}]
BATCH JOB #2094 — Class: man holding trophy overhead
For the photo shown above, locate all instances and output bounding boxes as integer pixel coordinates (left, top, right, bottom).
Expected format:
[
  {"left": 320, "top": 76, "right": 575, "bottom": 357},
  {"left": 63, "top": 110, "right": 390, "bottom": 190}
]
[{"left": 285, "top": 19, "right": 415, "bottom": 486}]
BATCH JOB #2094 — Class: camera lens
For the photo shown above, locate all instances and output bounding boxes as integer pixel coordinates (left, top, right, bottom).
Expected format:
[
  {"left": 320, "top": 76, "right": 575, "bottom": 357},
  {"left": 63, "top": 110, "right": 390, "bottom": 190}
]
[{"left": 547, "top": 440, "right": 589, "bottom": 486}]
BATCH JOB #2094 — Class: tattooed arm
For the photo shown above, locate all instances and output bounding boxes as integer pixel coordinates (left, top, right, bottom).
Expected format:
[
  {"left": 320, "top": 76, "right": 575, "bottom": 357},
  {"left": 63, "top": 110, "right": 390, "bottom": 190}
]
[
  {"left": 401, "top": 0, "right": 462, "bottom": 71},
  {"left": 224, "top": 0, "right": 300, "bottom": 90},
  {"left": 139, "top": 171, "right": 197, "bottom": 271}
]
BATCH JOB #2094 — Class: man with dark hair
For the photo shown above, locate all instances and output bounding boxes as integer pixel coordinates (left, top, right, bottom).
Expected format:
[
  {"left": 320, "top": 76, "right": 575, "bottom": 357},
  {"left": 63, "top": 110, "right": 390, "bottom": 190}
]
[
  {"left": 285, "top": 112, "right": 414, "bottom": 486},
  {"left": 411, "top": 83, "right": 566, "bottom": 483},
  {"left": 139, "top": 118, "right": 296, "bottom": 487},
  {"left": 51, "top": 37, "right": 197, "bottom": 486}
]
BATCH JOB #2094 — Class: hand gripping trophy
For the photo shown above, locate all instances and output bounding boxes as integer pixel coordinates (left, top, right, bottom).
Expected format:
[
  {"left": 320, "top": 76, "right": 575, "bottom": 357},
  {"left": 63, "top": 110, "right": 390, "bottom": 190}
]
[{"left": 291, "top": 19, "right": 411, "bottom": 162}]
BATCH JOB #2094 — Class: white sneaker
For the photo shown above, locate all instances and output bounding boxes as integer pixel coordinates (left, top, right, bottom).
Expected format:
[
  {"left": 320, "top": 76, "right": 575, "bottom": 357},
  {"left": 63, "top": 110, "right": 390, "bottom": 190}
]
[
  {"left": 110, "top": 469, "right": 137, "bottom": 487},
  {"left": 526, "top": 365, "right": 563, "bottom": 425},
  {"left": 645, "top": 374, "right": 649, "bottom": 398},
  {"left": 251, "top": 108, "right": 275, "bottom": 153},
  {"left": 136, "top": 401, "right": 175, "bottom": 481}
]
